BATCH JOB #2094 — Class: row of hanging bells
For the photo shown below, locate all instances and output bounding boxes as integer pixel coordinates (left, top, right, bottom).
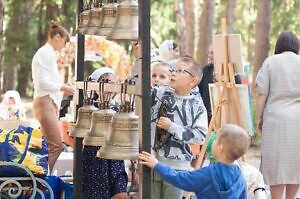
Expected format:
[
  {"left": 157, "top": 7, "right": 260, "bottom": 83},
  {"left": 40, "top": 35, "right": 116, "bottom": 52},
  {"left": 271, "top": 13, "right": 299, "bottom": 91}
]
[
  {"left": 69, "top": 79, "right": 139, "bottom": 160},
  {"left": 76, "top": 0, "right": 138, "bottom": 40}
]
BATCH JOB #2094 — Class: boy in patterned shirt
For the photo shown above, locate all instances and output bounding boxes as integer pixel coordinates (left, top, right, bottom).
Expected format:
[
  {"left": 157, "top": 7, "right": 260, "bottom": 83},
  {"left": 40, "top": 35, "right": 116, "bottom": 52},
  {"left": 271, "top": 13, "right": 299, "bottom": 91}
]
[{"left": 150, "top": 56, "right": 208, "bottom": 199}]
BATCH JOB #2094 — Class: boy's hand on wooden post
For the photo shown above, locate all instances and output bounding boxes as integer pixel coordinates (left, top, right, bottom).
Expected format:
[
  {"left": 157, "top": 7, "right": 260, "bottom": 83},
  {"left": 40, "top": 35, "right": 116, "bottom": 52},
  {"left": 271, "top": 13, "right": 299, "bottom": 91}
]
[
  {"left": 139, "top": 151, "right": 158, "bottom": 169},
  {"left": 157, "top": 116, "right": 171, "bottom": 131}
]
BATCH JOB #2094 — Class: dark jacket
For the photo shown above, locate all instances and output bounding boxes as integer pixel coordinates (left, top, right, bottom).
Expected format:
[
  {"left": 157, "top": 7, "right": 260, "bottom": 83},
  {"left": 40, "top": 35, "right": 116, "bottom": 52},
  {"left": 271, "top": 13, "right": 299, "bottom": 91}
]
[{"left": 198, "top": 63, "right": 241, "bottom": 118}]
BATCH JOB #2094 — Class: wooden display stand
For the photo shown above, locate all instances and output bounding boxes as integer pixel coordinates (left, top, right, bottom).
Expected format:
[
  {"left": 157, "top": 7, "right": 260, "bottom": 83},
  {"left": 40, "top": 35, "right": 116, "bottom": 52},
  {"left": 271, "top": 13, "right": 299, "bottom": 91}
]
[
  {"left": 72, "top": 1, "right": 151, "bottom": 198},
  {"left": 195, "top": 18, "right": 242, "bottom": 168}
]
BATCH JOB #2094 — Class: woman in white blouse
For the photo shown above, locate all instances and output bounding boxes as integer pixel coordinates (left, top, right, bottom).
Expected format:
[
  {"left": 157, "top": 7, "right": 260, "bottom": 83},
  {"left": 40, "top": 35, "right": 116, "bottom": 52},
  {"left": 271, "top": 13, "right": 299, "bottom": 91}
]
[{"left": 31, "top": 21, "right": 74, "bottom": 172}]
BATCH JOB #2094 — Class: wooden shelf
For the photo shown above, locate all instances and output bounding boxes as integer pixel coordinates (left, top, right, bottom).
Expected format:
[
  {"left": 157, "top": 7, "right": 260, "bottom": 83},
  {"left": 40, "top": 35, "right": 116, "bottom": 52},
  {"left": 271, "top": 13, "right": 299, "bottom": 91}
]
[{"left": 75, "top": 81, "right": 141, "bottom": 96}]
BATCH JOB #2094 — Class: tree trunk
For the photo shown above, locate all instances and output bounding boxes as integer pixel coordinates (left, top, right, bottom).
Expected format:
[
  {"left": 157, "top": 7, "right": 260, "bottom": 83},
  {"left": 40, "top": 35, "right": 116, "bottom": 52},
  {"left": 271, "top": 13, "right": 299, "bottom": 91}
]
[
  {"left": 4, "top": 59, "right": 17, "bottom": 91},
  {"left": 0, "top": 0, "right": 4, "bottom": 92},
  {"left": 196, "top": 0, "right": 215, "bottom": 66},
  {"left": 193, "top": 0, "right": 201, "bottom": 60},
  {"left": 3, "top": 1, "right": 34, "bottom": 96},
  {"left": 226, "top": 0, "right": 236, "bottom": 34},
  {"left": 37, "top": 0, "right": 60, "bottom": 46},
  {"left": 173, "top": 0, "right": 186, "bottom": 55},
  {"left": 252, "top": 0, "right": 271, "bottom": 88},
  {"left": 60, "top": 0, "right": 76, "bottom": 32},
  {"left": 183, "top": 0, "right": 194, "bottom": 56},
  {"left": 37, "top": 0, "right": 45, "bottom": 46}
]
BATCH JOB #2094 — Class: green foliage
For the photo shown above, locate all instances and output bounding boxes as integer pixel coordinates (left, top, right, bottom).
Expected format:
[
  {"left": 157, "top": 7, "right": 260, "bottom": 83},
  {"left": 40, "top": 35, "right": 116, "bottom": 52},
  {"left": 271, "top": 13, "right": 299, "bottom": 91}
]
[
  {"left": 2, "top": 0, "right": 300, "bottom": 97},
  {"left": 270, "top": 0, "right": 300, "bottom": 54},
  {"left": 3, "top": 0, "right": 37, "bottom": 95},
  {"left": 215, "top": 0, "right": 257, "bottom": 63},
  {"left": 150, "top": 0, "right": 177, "bottom": 48}
]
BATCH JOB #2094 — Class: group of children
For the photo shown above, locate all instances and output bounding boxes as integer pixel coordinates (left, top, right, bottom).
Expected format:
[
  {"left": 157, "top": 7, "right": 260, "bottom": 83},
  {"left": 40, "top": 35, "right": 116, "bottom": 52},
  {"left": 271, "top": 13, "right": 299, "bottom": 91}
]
[
  {"left": 145, "top": 52, "right": 267, "bottom": 198},
  {"left": 80, "top": 40, "right": 267, "bottom": 198},
  {"left": 148, "top": 57, "right": 250, "bottom": 199}
]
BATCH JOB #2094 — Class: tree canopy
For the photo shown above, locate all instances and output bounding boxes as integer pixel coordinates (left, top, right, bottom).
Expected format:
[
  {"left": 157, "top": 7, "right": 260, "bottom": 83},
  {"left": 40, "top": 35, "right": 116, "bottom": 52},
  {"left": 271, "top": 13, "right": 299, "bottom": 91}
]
[{"left": 1, "top": 0, "right": 300, "bottom": 97}]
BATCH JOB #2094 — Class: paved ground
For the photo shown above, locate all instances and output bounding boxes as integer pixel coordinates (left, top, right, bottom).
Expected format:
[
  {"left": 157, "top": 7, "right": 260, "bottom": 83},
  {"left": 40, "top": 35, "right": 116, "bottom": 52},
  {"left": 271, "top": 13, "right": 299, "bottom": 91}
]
[{"left": 245, "top": 144, "right": 261, "bottom": 168}]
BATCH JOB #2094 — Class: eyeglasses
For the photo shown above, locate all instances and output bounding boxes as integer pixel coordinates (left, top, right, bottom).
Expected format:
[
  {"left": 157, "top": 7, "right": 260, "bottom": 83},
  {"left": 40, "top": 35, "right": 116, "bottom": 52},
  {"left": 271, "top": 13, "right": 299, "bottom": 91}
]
[{"left": 171, "top": 69, "right": 194, "bottom": 77}]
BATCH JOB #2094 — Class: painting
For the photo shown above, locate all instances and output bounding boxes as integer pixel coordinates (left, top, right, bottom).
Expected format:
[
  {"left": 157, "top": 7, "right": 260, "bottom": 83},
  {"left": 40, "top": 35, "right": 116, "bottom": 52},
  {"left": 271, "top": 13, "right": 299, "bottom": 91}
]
[
  {"left": 212, "top": 34, "right": 244, "bottom": 74},
  {"left": 209, "top": 83, "right": 254, "bottom": 136}
]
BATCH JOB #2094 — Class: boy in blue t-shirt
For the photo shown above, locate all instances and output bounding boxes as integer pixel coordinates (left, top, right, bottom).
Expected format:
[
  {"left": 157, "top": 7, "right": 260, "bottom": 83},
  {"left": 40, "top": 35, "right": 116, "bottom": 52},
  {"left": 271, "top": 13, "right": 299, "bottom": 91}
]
[{"left": 140, "top": 124, "right": 250, "bottom": 199}]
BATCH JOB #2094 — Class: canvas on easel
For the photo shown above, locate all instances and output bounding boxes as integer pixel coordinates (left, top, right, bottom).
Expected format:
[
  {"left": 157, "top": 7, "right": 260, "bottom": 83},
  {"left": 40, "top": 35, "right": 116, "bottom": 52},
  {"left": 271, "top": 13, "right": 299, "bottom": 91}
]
[
  {"left": 213, "top": 34, "right": 244, "bottom": 74},
  {"left": 209, "top": 83, "right": 254, "bottom": 136}
]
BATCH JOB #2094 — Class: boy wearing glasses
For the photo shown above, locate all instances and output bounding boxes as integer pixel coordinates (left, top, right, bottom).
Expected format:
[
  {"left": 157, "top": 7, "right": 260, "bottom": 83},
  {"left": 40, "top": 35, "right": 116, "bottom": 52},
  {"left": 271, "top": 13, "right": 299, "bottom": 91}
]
[{"left": 150, "top": 56, "right": 208, "bottom": 199}]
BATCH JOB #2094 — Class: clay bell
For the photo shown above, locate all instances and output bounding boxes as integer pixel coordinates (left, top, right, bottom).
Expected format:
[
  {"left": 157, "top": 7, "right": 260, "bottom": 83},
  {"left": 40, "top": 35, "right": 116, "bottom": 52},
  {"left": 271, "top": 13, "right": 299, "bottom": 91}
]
[
  {"left": 96, "top": 2, "right": 118, "bottom": 36},
  {"left": 83, "top": 7, "right": 102, "bottom": 35},
  {"left": 83, "top": 108, "right": 115, "bottom": 146},
  {"left": 69, "top": 99, "right": 98, "bottom": 138},
  {"left": 97, "top": 112, "right": 139, "bottom": 160},
  {"left": 76, "top": 9, "right": 90, "bottom": 34},
  {"left": 107, "top": 0, "right": 138, "bottom": 40}
]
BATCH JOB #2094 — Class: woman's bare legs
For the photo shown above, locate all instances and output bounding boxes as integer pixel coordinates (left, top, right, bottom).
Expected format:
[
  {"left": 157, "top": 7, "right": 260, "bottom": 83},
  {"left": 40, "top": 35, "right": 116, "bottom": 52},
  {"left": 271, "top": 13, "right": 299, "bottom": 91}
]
[
  {"left": 270, "top": 184, "right": 284, "bottom": 199},
  {"left": 286, "top": 184, "right": 299, "bottom": 199}
]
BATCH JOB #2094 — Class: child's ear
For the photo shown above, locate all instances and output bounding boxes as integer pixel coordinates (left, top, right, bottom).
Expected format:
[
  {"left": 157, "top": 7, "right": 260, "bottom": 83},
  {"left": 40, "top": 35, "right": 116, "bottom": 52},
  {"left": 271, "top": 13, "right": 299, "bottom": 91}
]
[
  {"left": 218, "top": 144, "right": 224, "bottom": 153},
  {"left": 190, "top": 76, "right": 199, "bottom": 88}
]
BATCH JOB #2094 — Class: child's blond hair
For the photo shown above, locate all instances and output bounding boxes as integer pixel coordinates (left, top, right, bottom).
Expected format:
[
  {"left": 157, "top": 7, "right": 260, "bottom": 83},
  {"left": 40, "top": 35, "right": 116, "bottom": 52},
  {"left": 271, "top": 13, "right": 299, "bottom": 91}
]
[
  {"left": 176, "top": 56, "right": 203, "bottom": 85},
  {"left": 218, "top": 124, "right": 250, "bottom": 162},
  {"left": 151, "top": 60, "right": 171, "bottom": 70}
]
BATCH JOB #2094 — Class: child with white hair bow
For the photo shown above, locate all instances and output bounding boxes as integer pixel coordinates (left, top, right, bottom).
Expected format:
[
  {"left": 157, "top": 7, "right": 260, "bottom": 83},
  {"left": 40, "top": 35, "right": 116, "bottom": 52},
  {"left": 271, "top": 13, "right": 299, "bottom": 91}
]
[
  {"left": 0, "top": 90, "right": 26, "bottom": 120},
  {"left": 158, "top": 40, "right": 179, "bottom": 62}
]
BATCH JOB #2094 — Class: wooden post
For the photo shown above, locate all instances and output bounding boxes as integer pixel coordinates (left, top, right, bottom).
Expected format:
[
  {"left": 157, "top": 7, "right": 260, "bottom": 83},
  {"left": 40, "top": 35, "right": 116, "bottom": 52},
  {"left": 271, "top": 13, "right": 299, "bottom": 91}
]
[
  {"left": 72, "top": 1, "right": 85, "bottom": 198},
  {"left": 139, "top": 0, "right": 151, "bottom": 199}
]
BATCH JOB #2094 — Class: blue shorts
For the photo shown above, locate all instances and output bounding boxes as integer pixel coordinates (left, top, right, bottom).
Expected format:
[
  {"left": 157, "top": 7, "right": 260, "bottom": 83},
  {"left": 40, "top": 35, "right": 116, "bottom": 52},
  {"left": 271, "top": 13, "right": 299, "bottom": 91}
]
[{"left": 82, "top": 146, "right": 128, "bottom": 199}]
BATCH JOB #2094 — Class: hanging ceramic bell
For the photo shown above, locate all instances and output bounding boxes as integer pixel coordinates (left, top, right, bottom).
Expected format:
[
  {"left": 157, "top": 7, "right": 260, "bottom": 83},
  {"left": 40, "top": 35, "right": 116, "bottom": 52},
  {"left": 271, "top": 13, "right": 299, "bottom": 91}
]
[
  {"left": 97, "top": 111, "right": 139, "bottom": 160},
  {"left": 83, "top": 108, "right": 115, "bottom": 146},
  {"left": 96, "top": 2, "right": 118, "bottom": 36},
  {"left": 83, "top": 6, "right": 103, "bottom": 35},
  {"left": 107, "top": 0, "right": 138, "bottom": 40},
  {"left": 76, "top": 9, "right": 91, "bottom": 34},
  {"left": 69, "top": 99, "right": 99, "bottom": 138}
]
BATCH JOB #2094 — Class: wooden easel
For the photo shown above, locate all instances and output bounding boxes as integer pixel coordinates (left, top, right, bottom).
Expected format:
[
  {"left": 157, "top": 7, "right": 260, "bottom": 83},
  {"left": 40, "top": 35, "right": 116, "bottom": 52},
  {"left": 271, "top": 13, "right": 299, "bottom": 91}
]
[{"left": 195, "top": 18, "right": 242, "bottom": 168}]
